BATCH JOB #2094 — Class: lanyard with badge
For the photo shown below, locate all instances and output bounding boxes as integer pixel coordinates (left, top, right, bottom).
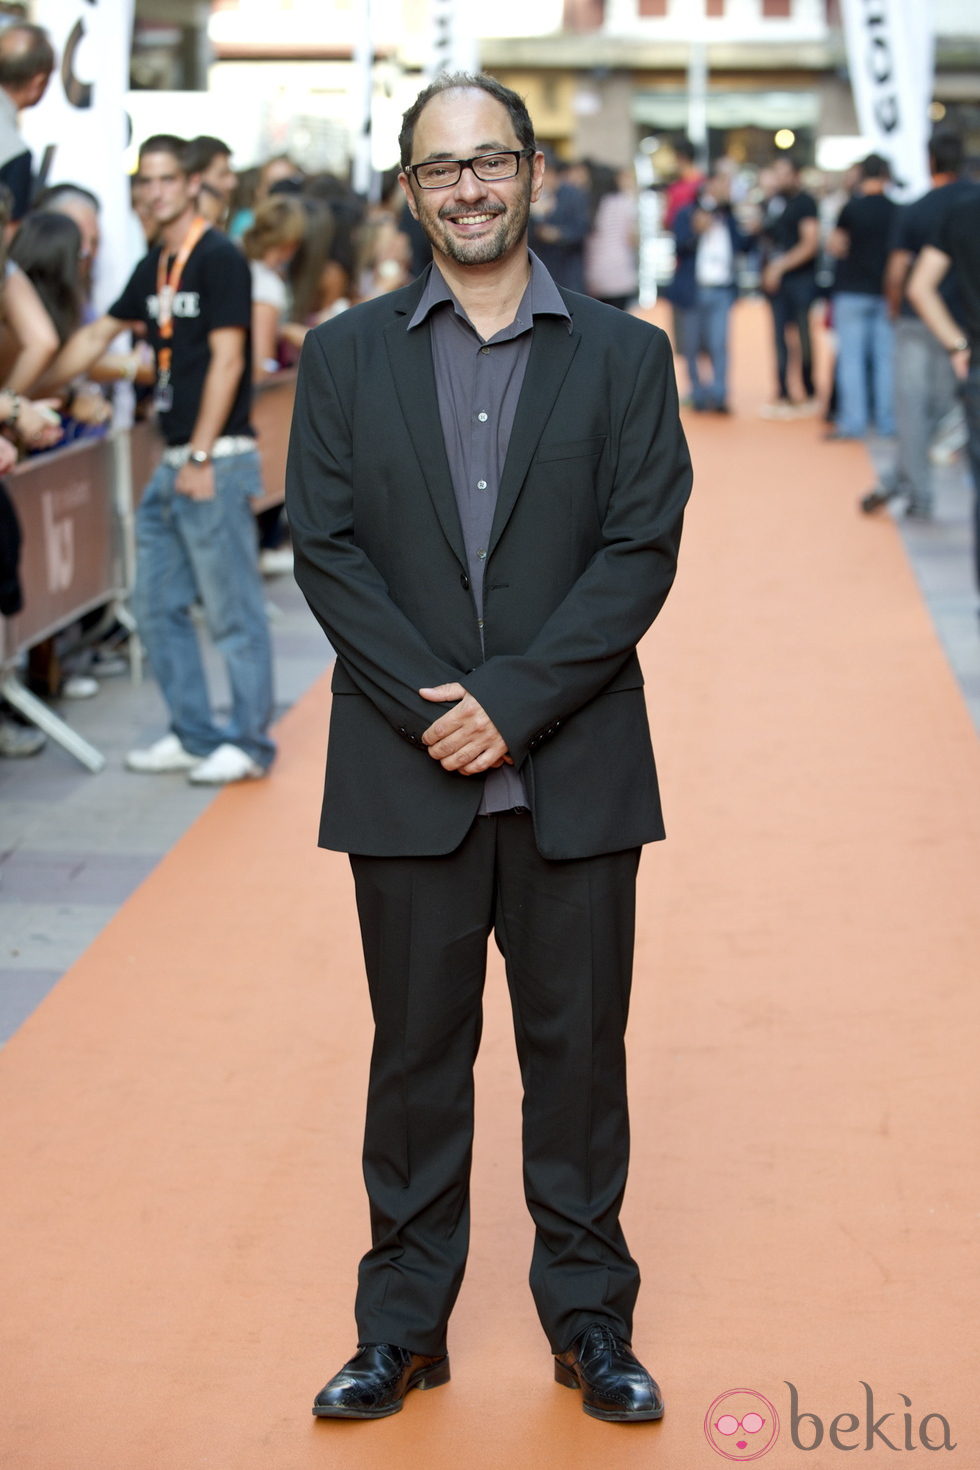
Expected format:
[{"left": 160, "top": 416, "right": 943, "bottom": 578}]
[{"left": 154, "top": 216, "right": 209, "bottom": 413}]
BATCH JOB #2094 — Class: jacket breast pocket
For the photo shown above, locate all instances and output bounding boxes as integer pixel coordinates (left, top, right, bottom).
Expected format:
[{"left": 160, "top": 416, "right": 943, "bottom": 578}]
[{"left": 533, "top": 435, "right": 606, "bottom": 465}]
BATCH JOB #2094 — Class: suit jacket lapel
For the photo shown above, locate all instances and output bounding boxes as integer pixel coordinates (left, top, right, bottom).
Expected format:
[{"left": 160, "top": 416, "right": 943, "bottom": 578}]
[
  {"left": 489, "top": 314, "right": 582, "bottom": 557},
  {"left": 383, "top": 300, "right": 468, "bottom": 572}
]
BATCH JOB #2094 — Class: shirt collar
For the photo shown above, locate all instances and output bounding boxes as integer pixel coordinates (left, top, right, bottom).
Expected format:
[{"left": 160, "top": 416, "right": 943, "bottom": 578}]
[{"left": 407, "top": 249, "right": 572, "bottom": 335}]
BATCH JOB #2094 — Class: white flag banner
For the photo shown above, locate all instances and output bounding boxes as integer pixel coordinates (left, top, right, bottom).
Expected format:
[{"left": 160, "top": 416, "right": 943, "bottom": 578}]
[
  {"left": 20, "top": 0, "right": 136, "bottom": 312},
  {"left": 427, "top": 0, "right": 479, "bottom": 82},
  {"left": 840, "top": 0, "right": 934, "bottom": 202}
]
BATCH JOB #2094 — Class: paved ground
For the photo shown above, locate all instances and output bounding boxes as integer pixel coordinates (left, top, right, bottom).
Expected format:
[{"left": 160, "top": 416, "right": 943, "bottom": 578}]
[{"left": 1, "top": 301, "right": 978, "bottom": 1047}]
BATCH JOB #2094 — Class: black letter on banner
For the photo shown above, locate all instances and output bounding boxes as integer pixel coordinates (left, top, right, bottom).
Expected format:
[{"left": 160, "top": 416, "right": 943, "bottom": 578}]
[{"left": 62, "top": 19, "right": 94, "bottom": 109}]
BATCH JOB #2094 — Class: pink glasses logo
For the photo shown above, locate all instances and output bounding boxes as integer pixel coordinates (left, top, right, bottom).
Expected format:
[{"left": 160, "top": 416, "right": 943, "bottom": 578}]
[{"left": 705, "top": 1388, "right": 780, "bottom": 1461}]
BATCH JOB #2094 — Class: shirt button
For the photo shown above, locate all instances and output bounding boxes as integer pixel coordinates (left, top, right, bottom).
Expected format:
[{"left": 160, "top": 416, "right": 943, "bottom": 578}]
[
  {"left": 477, "top": 411, "right": 488, "bottom": 422},
  {"left": 477, "top": 618, "right": 485, "bottom": 629},
  {"left": 477, "top": 548, "right": 487, "bottom": 560},
  {"left": 480, "top": 345, "right": 490, "bottom": 354},
  {"left": 477, "top": 479, "right": 487, "bottom": 490}
]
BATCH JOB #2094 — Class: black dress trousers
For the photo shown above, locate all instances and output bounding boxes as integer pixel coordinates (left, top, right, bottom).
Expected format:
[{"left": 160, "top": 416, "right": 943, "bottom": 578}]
[{"left": 349, "top": 809, "right": 642, "bottom": 1356}]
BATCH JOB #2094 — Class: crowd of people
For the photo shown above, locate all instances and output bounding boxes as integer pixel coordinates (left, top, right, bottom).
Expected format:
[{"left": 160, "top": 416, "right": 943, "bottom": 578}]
[
  {"left": 662, "top": 131, "right": 980, "bottom": 613},
  {"left": 1, "top": 13, "right": 978, "bottom": 766}
]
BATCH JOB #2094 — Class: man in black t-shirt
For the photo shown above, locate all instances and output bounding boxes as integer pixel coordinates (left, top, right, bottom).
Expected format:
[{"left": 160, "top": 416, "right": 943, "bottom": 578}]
[
  {"left": 862, "top": 132, "right": 978, "bottom": 517},
  {"left": 826, "top": 153, "right": 897, "bottom": 441},
  {"left": 47, "top": 134, "right": 276, "bottom": 782},
  {"left": 758, "top": 155, "right": 821, "bottom": 417},
  {"left": 909, "top": 185, "right": 980, "bottom": 598}
]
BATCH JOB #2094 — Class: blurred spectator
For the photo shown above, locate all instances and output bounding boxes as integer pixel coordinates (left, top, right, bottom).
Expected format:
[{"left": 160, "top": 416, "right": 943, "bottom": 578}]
[
  {"left": 302, "top": 173, "right": 364, "bottom": 314},
  {"left": 530, "top": 153, "right": 590, "bottom": 293},
  {"left": 863, "top": 132, "right": 978, "bottom": 518},
  {"left": 10, "top": 210, "right": 111, "bottom": 698},
  {"left": 241, "top": 193, "right": 307, "bottom": 573},
  {"left": 10, "top": 210, "right": 115, "bottom": 440},
  {"left": 33, "top": 184, "right": 100, "bottom": 304},
  {"left": 0, "top": 21, "right": 53, "bottom": 227},
  {"left": 242, "top": 194, "right": 307, "bottom": 379},
  {"left": 758, "top": 155, "right": 820, "bottom": 417},
  {"left": 671, "top": 168, "right": 750, "bottom": 414},
  {"left": 377, "top": 162, "right": 431, "bottom": 279},
  {"left": 185, "top": 135, "right": 236, "bottom": 228},
  {"left": 908, "top": 186, "right": 980, "bottom": 597},
  {"left": 663, "top": 137, "right": 704, "bottom": 230},
  {"left": 285, "top": 195, "right": 344, "bottom": 335},
  {"left": 230, "top": 153, "right": 304, "bottom": 240},
  {"left": 0, "top": 231, "right": 60, "bottom": 393},
  {"left": 825, "top": 153, "right": 897, "bottom": 441},
  {"left": 584, "top": 163, "right": 638, "bottom": 310},
  {"left": 10, "top": 211, "right": 83, "bottom": 342},
  {"left": 354, "top": 211, "right": 412, "bottom": 300},
  {"left": 228, "top": 165, "right": 259, "bottom": 241},
  {"left": 0, "top": 193, "right": 61, "bottom": 426}
]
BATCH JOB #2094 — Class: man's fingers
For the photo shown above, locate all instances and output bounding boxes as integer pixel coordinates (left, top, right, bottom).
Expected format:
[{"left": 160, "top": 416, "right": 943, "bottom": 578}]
[{"left": 419, "top": 683, "right": 466, "bottom": 703}]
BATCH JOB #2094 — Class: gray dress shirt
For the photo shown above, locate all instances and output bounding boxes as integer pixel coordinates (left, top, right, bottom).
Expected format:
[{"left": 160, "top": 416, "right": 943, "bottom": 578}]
[{"left": 408, "top": 251, "right": 572, "bottom": 814}]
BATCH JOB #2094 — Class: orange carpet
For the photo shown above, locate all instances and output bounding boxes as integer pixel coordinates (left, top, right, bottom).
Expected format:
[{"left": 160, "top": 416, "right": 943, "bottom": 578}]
[{"left": 2, "top": 300, "right": 979, "bottom": 1469}]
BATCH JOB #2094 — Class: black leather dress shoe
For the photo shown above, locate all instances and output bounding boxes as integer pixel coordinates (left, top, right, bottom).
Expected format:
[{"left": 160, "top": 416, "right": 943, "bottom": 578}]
[
  {"left": 555, "top": 1324, "right": 664, "bottom": 1422},
  {"left": 312, "top": 1342, "right": 450, "bottom": 1419}
]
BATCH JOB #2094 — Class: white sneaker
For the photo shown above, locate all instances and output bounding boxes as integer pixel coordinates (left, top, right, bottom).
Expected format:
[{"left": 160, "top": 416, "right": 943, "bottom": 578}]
[
  {"left": 758, "top": 400, "right": 795, "bottom": 420},
  {"left": 0, "top": 717, "right": 46, "bottom": 757},
  {"left": 125, "top": 733, "right": 202, "bottom": 773},
  {"left": 61, "top": 673, "right": 100, "bottom": 699},
  {"left": 187, "top": 742, "right": 265, "bottom": 785},
  {"left": 258, "top": 546, "right": 294, "bottom": 576}
]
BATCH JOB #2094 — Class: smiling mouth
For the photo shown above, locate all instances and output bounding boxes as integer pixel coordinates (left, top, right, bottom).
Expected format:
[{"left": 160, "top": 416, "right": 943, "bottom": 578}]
[{"left": 443, "top": 210, "right": 502, "bottom": 228}]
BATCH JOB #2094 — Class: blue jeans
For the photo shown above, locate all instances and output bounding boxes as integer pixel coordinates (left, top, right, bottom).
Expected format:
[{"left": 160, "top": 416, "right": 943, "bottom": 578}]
[
  {"left": 697, "top": 285, "right": 734, "bottom": 407},
  {"left": 833, "top": 292, "right": 895, "bottom": 437},
  {"left": 133, "top": 450, "right": 276, "bottom": 768},
  {"left": 679, "top": 285, "right": 734, "bottom": 408}
]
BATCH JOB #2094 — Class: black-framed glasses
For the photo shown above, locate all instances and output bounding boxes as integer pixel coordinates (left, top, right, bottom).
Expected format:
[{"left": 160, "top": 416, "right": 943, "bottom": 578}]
[{"left": 406, "top": 148, "right": 535, "bottom": 190}]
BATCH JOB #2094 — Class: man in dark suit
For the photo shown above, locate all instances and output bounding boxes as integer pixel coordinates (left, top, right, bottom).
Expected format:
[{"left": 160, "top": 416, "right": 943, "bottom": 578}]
[{"left": 286, "top": 73, "right": 692, "bottom": 1424}]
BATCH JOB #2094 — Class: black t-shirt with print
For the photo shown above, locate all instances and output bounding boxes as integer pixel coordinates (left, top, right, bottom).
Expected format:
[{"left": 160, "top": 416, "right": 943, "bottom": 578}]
[
  {"left": 833, "top": 193, "right": 897, "bottom": 295},
  {"left": 109, "top": 226, "right": 252, "bottom": 446},
  {"left": 935, "top": 191, "right": 980, "bottom": 344}
]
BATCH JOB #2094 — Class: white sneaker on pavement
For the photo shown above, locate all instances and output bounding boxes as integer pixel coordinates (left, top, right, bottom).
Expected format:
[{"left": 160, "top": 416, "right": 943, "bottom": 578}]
[
  {"left": 187, "top": 742, "right": 265, "bottom": 785},
  {"left": 61, "top": 674, "right": 100, "bottom": 699},
  {"left": 125, "top": 733, "right": 202, "bottom": 774},
  {"left": 0, "top": 717, "right": 46, "bottom": 757},
  {"left": 258, "top": 546, "right": 294, "bottom": 577}
]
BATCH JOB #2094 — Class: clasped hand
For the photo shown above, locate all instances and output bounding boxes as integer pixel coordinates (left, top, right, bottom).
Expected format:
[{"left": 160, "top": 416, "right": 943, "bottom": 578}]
[{"left": 419, "top": 683, "right": 512, "bottom": 774}]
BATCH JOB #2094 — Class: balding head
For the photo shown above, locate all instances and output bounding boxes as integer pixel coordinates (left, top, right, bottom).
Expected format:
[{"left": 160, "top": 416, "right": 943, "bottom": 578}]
[{"left": 0, "top": 23, "right": 55, "bottom": 107}]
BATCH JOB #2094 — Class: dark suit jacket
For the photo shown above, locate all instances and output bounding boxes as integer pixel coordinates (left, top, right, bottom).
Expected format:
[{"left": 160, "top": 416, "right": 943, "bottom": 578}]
[{"left": 285, "top": 269, "right": 692, "bottom": 860}]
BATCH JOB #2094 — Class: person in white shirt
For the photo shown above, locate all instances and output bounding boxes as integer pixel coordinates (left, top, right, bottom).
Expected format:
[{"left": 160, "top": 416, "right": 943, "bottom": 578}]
[{"left": 670, "top": 170, "right": 749, "bottom": 413}]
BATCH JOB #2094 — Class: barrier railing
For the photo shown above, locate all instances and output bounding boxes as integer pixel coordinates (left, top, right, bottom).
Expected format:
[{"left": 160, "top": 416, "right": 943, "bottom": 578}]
[{"left": 0, "top": 370, "right": 296, "bottom": 772}]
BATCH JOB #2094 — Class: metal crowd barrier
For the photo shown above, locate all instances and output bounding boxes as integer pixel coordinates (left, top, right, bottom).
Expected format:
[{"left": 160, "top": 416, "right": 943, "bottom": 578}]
[{"left": 0, "top": 370, "right": 296, "bottom": 772}]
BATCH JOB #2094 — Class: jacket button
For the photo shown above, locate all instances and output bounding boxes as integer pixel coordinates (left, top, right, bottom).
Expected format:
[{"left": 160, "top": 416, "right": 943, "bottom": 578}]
[{"left": 460, "top": 573, "right": 470, "bottom": 590}]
